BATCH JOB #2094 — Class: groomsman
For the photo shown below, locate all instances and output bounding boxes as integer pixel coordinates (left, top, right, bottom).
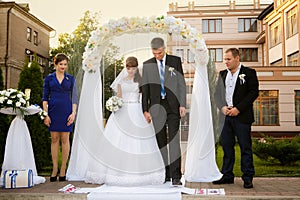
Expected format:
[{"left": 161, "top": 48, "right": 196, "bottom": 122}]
[
  {"left": 213, "top": 48, "right": 259, "bottom": 189},
  {"left": 142, "top": 37, "right": 186, "bottom": 186}
]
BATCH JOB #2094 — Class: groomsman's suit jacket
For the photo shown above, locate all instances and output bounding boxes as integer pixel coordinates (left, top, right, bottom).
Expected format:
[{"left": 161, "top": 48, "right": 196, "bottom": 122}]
[
  {"left": 215, "top": 65, "right": 259, "bottom": 124},
  {"left": 142, "top": 54, "right": 186, "bottom": 116}
]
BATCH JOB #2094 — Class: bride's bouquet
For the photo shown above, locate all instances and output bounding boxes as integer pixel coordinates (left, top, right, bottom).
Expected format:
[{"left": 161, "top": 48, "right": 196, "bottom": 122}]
[{"left": 106, "top": 96, "right": 123, "bottom": 112}]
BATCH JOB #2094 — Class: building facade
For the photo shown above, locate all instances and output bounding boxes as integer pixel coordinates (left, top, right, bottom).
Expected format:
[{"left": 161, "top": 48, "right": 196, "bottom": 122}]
[
  {"left": 167, "top": 0, "right": 300, "bottom": 138},
  {"left": 0, "top": 1, "right": 54, "bottom": 89},
  {"left": 254, "top": 0, "right": 300, "bottom": 136}
]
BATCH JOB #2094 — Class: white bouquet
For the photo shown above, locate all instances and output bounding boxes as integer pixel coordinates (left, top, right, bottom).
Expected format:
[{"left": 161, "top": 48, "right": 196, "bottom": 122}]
[
  {"left": 0, "top": 88, "right": 28, "bottom": 111},
  {"left": 106, "top": 96, "right": 123, "bottom": 112}
]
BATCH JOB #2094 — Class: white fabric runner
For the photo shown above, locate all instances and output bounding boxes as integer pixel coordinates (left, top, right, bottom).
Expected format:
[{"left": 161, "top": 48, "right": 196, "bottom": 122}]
[
  {"left": 0, "top": 106, "right": 46, "bottom": 185},
  {"left": 67, "top": 66, "right": 106, "bottom": 181},
  {"left": 184, "top": 59, "right": 222, "bottom": 182}
]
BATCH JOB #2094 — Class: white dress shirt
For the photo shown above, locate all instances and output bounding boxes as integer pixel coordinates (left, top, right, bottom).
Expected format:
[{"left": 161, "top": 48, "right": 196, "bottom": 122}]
[{"left": 225, "top": 64, "right": 241, "bottom": 107}]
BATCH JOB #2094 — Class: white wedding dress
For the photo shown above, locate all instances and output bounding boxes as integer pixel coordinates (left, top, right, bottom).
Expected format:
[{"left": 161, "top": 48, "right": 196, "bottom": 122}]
[{"left": 85, "top": 79, "right": 165, "bottom": 186}]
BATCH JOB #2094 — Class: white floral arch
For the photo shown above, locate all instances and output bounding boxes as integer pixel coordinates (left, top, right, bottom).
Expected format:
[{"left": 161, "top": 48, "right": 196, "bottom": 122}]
[
  {"left": 67, "top": 16, "right": 222, "bottom": 182},
  {"left": 82, "top": 16, "right": 209, "bottom": 72}
]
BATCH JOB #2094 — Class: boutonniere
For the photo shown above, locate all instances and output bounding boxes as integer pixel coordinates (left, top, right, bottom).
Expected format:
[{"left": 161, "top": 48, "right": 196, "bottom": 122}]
[
  {"left": 66, "top": 76, "right": 69, "bottom": 81},
  {"left": 239, "top": 74, "right": 246, "bottom": 85},
  {"left": 168, "top": 67, "right": 176, "bottom": 77}
]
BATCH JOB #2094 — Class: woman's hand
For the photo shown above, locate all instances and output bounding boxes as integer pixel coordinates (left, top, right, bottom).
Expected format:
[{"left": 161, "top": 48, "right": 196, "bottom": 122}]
[
  {"left": 44, "top": 116, "right": 51, "bottom": 127},
  {"left": 67, "top": 112, "right": 76, "bottom": 126},
  {"left": 143, "top": 111, "right": 152, "bottom": 124}
]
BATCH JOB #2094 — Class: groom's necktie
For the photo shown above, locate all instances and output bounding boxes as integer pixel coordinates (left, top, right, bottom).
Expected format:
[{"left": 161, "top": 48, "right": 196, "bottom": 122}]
[{"left": 159, "top": 60, "right": 166, "bottom": 99}]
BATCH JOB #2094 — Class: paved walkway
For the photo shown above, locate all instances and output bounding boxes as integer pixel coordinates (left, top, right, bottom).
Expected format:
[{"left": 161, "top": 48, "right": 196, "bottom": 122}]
[{"left": 1, "top": 177, "right": 300, "bottom": 199}]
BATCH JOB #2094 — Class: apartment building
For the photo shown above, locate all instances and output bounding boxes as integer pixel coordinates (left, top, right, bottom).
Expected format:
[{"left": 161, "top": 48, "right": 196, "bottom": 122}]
[
  {"left": 167, "top": 0, "right": 300, "bottom": 138},
  {"left": 255, "top": 0, "right": 300, "bottom": 136},
  {"left": 0, "top": 1, "right": 54, "bottom": 88}
]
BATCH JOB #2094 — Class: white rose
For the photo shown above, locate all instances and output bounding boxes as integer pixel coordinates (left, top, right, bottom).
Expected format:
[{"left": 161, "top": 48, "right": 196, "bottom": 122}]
[
  {"left": 106, "top": 100, "right": 112, "bottom": 106},
  {"left": 20, "top": 98, "right": 26, "bottom": 104},
  {"left": 17, "top": 93, "right": 22, "bottom": 98},
  {"left": 7, "top": 100, "right": 13, "bottom": 104},
  {"left": 16, "top": 102, "right": 21, "bottom": 107},
  {"left": 0, "top": 96, "right": 4, "bottom": 103}
]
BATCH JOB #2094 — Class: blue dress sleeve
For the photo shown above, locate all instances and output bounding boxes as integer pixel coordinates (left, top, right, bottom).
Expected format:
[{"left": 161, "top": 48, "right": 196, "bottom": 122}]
[
  {"left": 42, "top": 76, "right": 50, "bottom": 102},
  {"left": 71, "top": 77, "right": 79, "bottom": 105}
]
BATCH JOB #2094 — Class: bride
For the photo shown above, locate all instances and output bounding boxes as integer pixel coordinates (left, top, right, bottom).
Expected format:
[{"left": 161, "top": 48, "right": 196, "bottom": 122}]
[{"left": 84, "top": 56, "right": 165, "bottom": 186}]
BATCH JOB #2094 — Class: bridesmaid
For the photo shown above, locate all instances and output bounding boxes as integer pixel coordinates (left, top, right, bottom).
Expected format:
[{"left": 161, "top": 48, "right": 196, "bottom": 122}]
[{"left": 42, "top": 53, "right": 78, "bottom": 182}]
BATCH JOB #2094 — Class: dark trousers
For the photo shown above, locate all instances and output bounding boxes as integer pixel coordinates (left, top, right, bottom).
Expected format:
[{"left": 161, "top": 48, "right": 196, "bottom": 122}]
[
  {"left": 151, "top": 99, "right": 181, "bottom": 179},
  {"left": 220, "top": 116, "right": 255, "bottom": 181}
]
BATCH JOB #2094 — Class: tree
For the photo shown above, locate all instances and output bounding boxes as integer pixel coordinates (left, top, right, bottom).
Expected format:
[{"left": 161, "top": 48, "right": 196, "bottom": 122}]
[
  {"left": 50, "top": 11, "right": 124, "bottom": 119},
  {"left": 0, "top": 67, "right": 9, "bottom": 165},
  {"left": 49, "top": 11, "right": 101, "bottom": 77},
  {"left": 18, "top": 58, "right": 51, "bottom": 172}
]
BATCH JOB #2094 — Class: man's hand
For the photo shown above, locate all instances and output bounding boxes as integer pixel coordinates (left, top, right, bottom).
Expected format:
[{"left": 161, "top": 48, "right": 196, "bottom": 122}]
[
  {"left": 227, "top": 107, "right": 240, "bottom": 117},
  {"left": 144, "top": 111, "right": 152, "bottom": 123},
  {"left": 222, "top": 106, "right": 240, "bottom": 116},
  {"left": 179, "top": 107, "right": 186, "bottom": 117}
]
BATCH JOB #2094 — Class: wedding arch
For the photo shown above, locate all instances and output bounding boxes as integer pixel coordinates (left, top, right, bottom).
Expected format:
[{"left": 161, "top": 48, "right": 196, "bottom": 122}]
[{"left": 67, "top": 16, "right": 222, "bottom": 182}]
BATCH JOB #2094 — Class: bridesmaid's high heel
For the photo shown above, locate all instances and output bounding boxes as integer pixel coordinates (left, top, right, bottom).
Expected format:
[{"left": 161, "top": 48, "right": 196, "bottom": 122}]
[
  {"left": 50, "top": 176, "right": 57, "bottom": 182},
  {"left": 59, "top": 176, "right": 66, "bottom": 181},
  {"left": 50, "top": 169, "right": 59, "bottom": 182}
]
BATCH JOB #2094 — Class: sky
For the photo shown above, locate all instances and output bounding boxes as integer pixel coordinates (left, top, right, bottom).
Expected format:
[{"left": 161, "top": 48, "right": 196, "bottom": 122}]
[{"left": 4, "top": 0, "right": 273, "bottom": 47}]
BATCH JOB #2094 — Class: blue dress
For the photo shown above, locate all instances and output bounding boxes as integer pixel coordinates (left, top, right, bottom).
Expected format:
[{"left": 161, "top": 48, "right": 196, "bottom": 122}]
[{"left": 42, "top": 72, "right": 78, "bottom": 132}]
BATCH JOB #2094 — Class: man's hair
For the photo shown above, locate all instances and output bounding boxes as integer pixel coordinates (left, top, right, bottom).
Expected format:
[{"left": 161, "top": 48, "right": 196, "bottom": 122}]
[
  {"left": 225, "top": 48, "right": 240, "bottom": 58},
  {"left": 151, "top": 37, "right": 165, "bottom": 49}
]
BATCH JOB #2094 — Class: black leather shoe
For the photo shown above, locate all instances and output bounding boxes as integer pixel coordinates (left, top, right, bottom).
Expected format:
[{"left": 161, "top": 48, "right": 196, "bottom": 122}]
[
  {"left": 172, "top": 178, "right": 182, "bottom": 186},
  {"left": 212, "top": 176, "right": 234, "bottom": 184},
  {"left": 164, "top": 177, "right": 171, "bottom": 183},
  {"left": 50, "top": 176, "right": 57, "bottom": 182},
  {"left": 59, "top": 176, "right": 66, "bottom": 181},
  {"left": 244, "top": 180, "right": 253, "bottom": 189}
]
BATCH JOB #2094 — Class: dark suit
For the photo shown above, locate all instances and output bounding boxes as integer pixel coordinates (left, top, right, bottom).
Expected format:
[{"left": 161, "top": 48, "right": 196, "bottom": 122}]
[
  {"left": 142, "top": 54, "right": 186, "bottom": 180},
  {"left": 214, "top": 65, "right": 259, "bottom": 182}
]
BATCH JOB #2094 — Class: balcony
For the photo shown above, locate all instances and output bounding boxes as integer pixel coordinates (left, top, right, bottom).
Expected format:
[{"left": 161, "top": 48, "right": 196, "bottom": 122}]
[
  {"left": 253, "top": 66, "right": 300, "bottom": 81},
  {"left": 256, "top": 30, "right": 265, "bottom": 44}
]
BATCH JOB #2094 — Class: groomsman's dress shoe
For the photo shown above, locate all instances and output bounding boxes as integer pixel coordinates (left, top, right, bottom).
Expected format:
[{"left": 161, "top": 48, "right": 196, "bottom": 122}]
[
  {"left": 164, "top": 177, "right": 171, "bottom": 183},
  {"left": 212, "top": 176, "right": 234, "bottom": 184},
  {"left": 243, "top": 180, "right": 253, "bottom": 189},
  {"left": 172, "top": 178, "right": 182, "bottom": 186}
]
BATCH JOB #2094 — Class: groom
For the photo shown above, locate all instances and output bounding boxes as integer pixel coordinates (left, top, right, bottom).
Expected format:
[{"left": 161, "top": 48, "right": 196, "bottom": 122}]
[{"left": 142, "top": 37, "right": 186, "bottom": 186}]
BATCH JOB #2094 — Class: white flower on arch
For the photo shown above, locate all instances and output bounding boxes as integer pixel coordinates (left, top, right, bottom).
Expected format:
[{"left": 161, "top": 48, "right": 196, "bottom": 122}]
[{"left": 82, "top": 16, "right": 209, "bottom": 73}]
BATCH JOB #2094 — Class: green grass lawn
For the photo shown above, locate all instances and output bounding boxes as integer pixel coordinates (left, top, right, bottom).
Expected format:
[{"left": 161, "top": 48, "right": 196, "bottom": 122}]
[{"left": 216, "top": 144, "right": 300, "bottom": 177}]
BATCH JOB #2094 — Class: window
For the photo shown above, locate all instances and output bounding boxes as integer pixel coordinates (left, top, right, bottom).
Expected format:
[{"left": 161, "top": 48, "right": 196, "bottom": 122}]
[
  {"left": 208, "top": 48, "right": 223, "bottom": 62},
  {"left": 175, "top": 49, "right": 184, "bottom": 62},
  {"left": 239, "top": 48, "right": 258, "bottom": 62},
  {"left": 270, "top": 19, "right": 282, "bottom": 47},
  {"left": 270, "top": 59, "right": 282, "bottom": 66},
  {"left": 295, "top": 90, "right": 300, "bottom": 125},
  {"left": 33, "top": 31, "right": 38, "bottom": 45},
  {"left": 287, "top": 6, "right": 298, "bottom": 38},
  {"left": 253, "top": 90, "right": 279, "bottom": 126},
  {"left": 27, "top": 27, "right": 32, "bottom": 41},
  {"left": 288, "top": 51, "right": 299, "bottom": 66},
  {"left": 238, "top": 18, "right": 257, "bottom": 32},
  {"left": 187, "top": 49, "right": 195, "bottom": 63},
  {"left": 202, "top": 19, "right": 222, "bottom": 33}
]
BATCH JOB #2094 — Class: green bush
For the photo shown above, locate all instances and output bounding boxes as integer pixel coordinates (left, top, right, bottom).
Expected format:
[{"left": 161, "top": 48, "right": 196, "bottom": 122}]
[
  {"left": 18, "top": 58, "right": 52, "bottom": 172},
  {"left": 0, "top": 67, "right": 10, "bottom": 165},
  {"left": 253, "top": 135, "right": 300, "bottom": 166}
]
